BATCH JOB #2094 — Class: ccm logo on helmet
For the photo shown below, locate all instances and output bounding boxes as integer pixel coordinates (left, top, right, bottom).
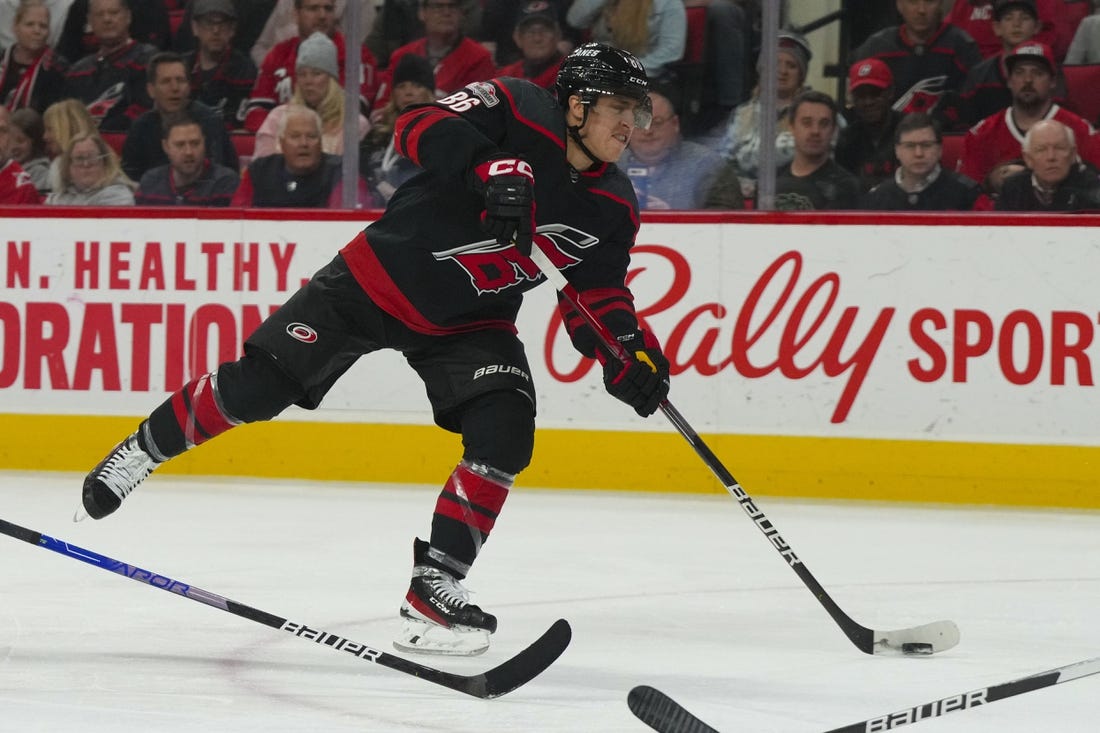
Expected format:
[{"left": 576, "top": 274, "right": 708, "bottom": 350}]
[
  {"left": 286, "top": 322, "right": 318, "bottom": 343},
  {"left": 487, "top": 159, "right": 534, "bottom": 179}
]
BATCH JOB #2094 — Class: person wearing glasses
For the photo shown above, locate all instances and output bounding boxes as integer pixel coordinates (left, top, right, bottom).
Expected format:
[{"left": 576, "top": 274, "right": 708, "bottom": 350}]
[
  {"left": 44, "top": 130, "right": 135, "bottom": 204},
  {"left": 183, "top": 0, "right": 258, "bottom": 130},
  {"left": 375, "top": 0, "right": 495, "bottom": 106},
  {"left": 494, "top": 1, "right": 565, "bottom": 90},
  {"left": 619, "top": 85, "right": 723, "bottom": 209},
  {"left": 862, "top": 112, "right": 984, "bottom": 210}
]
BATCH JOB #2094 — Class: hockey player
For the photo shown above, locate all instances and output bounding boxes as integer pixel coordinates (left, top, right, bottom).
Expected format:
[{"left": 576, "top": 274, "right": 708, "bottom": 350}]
[{"left": 77, "top": 42, "right": 670, "bottom": 656}]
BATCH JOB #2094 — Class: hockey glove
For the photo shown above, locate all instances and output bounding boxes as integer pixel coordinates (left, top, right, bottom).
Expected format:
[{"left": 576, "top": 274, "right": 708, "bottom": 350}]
[
  {"left": 599, "top": 329, "right": 670, "bottom": 417},
  {"left": 471, "top": 154, "right": 535, "bottom": 256}
]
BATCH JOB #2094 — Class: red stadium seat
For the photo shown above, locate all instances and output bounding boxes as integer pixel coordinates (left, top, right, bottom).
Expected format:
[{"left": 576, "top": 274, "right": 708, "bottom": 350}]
[
  {"left": 230, "top": 132, "right": 255, "bottom": 159},
  {"left": 100, "top": 131, "right": 126, "bottom": 156},
  {"left": 941, "top": 133, "right": 965, "bottom": 173},
  {"left": 1062, "top": 64, "right": 1100, "bottom": 125}
]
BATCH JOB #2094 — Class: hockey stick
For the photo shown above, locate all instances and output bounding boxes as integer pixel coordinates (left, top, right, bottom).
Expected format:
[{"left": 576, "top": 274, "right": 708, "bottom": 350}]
[
  {"left": 629, "top": 656, "right": 1100, "bottom": 732},
  {"left": 628, "top": 685, "right": 718, "bottom": 733},
  {"left": 529, "top": 246, "right": 958, "bottom": 656},
  {"left": 0, "top": 517, "right": 570, "bottom": 699}
]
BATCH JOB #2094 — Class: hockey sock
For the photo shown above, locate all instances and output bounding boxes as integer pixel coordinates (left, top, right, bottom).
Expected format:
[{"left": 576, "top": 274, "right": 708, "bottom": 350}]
[
  {"left": 428, "top": 461, "right": 513, "bottom": 578},
  {"left": 142, "top": 371, "right": 241, "bottom": 460}
]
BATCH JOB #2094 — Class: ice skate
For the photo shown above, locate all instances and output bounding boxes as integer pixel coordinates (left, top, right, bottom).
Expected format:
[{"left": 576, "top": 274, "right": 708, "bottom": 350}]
[
  {"left": 76, "top": 433, "right": 161, "bottom": 521},
  {"left": 394, "top": 539, "right": 497, "bottom": 656}
]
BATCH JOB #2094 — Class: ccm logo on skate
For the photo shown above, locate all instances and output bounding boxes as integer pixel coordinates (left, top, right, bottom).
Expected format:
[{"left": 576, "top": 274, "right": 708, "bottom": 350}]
[
  {"left": 286, "top": 322, "right": 318, "bottom": 343},
  {"left": 474, "top": 364, "right": 530, "bottom": 381}
]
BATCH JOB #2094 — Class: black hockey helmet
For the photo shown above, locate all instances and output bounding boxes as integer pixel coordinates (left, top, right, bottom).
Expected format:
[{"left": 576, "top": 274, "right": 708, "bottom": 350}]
[{"left": 555, "top": 42, "right": 653, "bottom": 129}]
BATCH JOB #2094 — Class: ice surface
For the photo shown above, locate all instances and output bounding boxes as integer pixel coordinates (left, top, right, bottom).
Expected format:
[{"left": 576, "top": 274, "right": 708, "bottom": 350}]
[{"left": 1, "top": 472, "right": 1098, "bottom": 732}]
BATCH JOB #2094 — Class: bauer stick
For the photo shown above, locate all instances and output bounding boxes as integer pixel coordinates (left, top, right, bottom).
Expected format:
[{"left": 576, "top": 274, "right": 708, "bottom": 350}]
[
  {"left": 0, "top": 517, "right": 570, "bottom": 699},
  {"left": 629, "top": 656, "right": 1100, "bottom": 732},
  {"left": 529, "top": 246, "right": 958, "bottom": 656}
]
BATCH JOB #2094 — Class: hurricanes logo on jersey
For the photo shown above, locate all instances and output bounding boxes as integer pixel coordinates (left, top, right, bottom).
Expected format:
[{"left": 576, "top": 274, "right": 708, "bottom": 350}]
[{"left": 433, "top": 224, "right": 599, "bottom": 294}]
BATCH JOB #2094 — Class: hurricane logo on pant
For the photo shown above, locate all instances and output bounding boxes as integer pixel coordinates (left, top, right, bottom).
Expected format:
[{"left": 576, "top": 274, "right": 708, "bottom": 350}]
[{"left": 286, "top": 322, "right": 318, "bottom": 343}]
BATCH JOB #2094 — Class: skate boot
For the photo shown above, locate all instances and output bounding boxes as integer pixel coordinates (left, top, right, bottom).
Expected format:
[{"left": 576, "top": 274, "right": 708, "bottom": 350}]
[
  {"left": 76, "top": 433, "right": 161, "bottom": 521},
  {"left": 394, "top": 538, "right": 497, "bottom": 656}
]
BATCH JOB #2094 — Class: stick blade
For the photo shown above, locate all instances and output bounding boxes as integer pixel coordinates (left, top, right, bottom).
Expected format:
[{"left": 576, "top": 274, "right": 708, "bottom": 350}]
[
  {"left": 873, "top": 619, "right": 961, "bottom": 656},
  {"left": 628, "top": 685, "right": 720, "bottom": 733},
  {"left": 474, "top": 618, "right": 572, "bottom": 698}
]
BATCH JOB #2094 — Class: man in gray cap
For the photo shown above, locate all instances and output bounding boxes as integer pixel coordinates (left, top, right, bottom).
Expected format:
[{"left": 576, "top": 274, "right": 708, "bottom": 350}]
[{"left": 184, "top": 0, "right": 258, "bottom": 129}]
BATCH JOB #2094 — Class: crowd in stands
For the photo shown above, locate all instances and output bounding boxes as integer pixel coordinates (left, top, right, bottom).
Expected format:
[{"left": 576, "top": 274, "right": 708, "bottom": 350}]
[{"left": 2, "top": 0, "right": 1100, "bottom": 213}]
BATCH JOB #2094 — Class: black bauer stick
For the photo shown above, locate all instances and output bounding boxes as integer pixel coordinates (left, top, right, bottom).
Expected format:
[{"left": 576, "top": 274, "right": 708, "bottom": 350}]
[
  {"left": 629, "top": 655, "right": 1100, "bottom": 732},
  {"left": 0, "top": 517, "right": 570, "bottom": 698},
  {"left": 529, "top": 246, "right": 958, "bottom": 656}
]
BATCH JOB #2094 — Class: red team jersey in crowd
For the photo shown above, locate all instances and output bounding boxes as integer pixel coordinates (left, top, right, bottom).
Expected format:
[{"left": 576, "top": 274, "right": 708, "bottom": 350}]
[
  {"left": 243, "top": 31, "right": 378, "bottom": 132},
  {"left": 958, "top": 104, "right": 1096, "bottom": 183},
  {"left": 341, "top": 76, "right": 642, "bottom": 349},
  {"left": 852, "top": 22, "right": 983, "bottom": 115},
  {"left": 0, "top": 159, "right": 41, "bottom": 204},
  {"left": 375, "top": 37, "right": 496, "bottom": 108},
  {"left": 946, "top": 0, "right": 1058, "bottom": 58}
]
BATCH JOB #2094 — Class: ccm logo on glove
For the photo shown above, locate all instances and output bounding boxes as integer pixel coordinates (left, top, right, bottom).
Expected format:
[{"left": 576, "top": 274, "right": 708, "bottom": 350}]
[{"left": 485, "top": 159, "right": 533, "bottom": 179}]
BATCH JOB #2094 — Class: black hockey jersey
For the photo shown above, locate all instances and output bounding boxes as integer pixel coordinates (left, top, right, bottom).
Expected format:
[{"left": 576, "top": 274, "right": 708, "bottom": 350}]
[
  {"left": 340, "top": 76, "right": 642, "bottom": 356},
  {"left": 853, "top": 23, "right": 982, "bottom": 116}
]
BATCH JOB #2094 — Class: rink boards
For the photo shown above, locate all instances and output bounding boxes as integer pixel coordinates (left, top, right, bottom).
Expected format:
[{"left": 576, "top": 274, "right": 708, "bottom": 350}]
[{"left": 1, "top": 208, "right": 1099, "bottom": 508}]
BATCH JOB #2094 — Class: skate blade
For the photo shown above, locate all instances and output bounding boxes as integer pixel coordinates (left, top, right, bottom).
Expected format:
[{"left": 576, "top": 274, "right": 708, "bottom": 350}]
[
  {"left": 73, "top": 504, "right": 89, "bottom": 523},
  {"left": 393, "top": 618, "right": 490, "bottom": 656}
]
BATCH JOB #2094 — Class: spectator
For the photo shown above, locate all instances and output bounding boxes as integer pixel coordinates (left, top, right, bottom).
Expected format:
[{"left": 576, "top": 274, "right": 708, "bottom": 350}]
[
  {"left": 836, "top": 57, "right": 902, "bottom": 192},
  {"left": 173, "top": 0, "right": 278, "bottom": 56},
  {"left": 183, "top": 0, "right": 258, "bottom": 129},
  {"left": 377, "top": 0, "right": 495, "bottom": 107},
  {"left": 862, "top": 112, "right": 984, "bottom": 209},
  {"left": 619, "top": 87, "right": 724, "bottom": 209},
  {"left": 135, "top": 113, "right": 239, "bottom": 205},
  {"left": 773, "top": 90, "right": 860, "bottom": 210},
  {"left": 232, "top": 104, "right": 363, "bottom": 206},
  {"left": 45, "top": 130, "right": 135, "bottom": 204},
  {"left": 0, "top": 0, "right": 73, "bottom": 50},
  {"left": 359, "top": 52, "right": 432, "bottom": 206},
  {"left": 959, "top": 42, "right": 1096, "bottom": 185},
  {"left": 565, "top": 0, "right": 685, "bottom": 80},
  {"left": 853, "top": 0, "right": 982, "bottom": 114},
  {"left": 120, "top": 51, "right": 237, "bottom": 182},
  {"left": 695, "top": 0, "right": 756, "bottom": 126},
  {"left": 495, "top": 0, "right": 564, "bottom": 90},
  {"left": 62, "top": 0, "right": 159, "bottom": 131},
  {"left": 253, "top": 31, "right": 368, "bottom": 157},
  {"left": 242, "top": 0, "right": 379, "bottom": 132},
  {"left": 366, "top": 0, "right": 481, "bottom": 68},
  {"left": 480, "top": 0, "right": 573, "bottom": 67},
  {"left": 947, "top": 0, "right": 1058, "bottom": 58},
  {"left": 0, "top": 0, "right": 69, "bottom": 113},
  {"left": 947, "top": 0, "right": 1043, "bottom": 128},
  {"left": 986, "top": 156, "right": 1028, "bottom": 197},
  {"left": 996, "top": 118, "right": 1100, "bottom": 208},
  {"left": 249, "top": 0, "right": 375, "bottom": 67},
  {"left": 42, "top": 96, "right": 95, "bottom": 188},
  {"left": 0, "top": 105, "right": 42, "bottom": 202},
  {"left": 56, "top": 0, "right": 170, "bottom": 63},
  {"left": 1065, "top": 0, "right": 1100, "bottom": 63},
  {"left": 715, "top": 30, "right": 810, "bottom": 200},
  {"left": 9, "top": 107, "right": 50, "bottom": 192}
]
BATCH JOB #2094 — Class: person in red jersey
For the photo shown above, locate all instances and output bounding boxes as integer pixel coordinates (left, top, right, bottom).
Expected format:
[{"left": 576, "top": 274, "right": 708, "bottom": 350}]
[
  {"left": 0, "top": 104, "right": 42, "bottom": 203},
  {"left": 242, "top": 0, "right": 378, "bottom": 132},
  {"left": 375, "top": 0, "right": 496, "bottom": 107},
  {"left": 959, "top": 41, "right": 1096, "bottom": 186},
  {"left": 79, "top": 43, "right": 669, "bottom": 658}
]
